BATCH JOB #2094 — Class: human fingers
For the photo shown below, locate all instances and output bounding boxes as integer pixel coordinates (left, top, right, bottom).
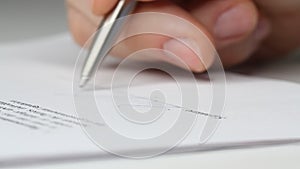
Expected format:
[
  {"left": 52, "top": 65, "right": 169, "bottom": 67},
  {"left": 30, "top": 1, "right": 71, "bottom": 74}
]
[
  {"left": 67, "top": 0, "right": 216, "bottom": 72},
  {"left": 189, "top": 0, "right": 265, "bottom": 66}
]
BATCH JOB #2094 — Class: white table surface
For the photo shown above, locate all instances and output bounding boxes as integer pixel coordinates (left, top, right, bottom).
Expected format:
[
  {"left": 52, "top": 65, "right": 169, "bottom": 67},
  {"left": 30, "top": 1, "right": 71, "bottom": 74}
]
[{"left": 1, "top": 1, "right": 299, "bottom": 169}]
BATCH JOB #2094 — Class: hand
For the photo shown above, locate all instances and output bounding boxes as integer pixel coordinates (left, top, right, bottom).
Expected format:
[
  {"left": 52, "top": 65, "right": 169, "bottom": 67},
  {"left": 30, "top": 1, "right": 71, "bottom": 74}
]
[{"left": 66, "top": 0, "right": 300, "bottom": 71}]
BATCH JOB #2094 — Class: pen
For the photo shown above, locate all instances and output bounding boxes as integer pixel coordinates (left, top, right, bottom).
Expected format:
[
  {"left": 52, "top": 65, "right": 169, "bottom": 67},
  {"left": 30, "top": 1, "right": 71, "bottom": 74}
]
[{"left": 79, "top": 0, "right": 137, "bottom": 88}]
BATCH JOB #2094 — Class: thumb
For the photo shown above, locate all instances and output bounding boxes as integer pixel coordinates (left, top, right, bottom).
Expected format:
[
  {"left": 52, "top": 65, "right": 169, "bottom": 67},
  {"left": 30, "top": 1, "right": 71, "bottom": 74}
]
[{"left": 190, "top": 0, "right": 259, "bottom": 48}]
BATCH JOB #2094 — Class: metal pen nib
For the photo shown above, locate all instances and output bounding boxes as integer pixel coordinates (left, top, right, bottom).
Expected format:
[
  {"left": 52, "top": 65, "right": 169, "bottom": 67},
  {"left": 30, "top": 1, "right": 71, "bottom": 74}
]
[
  {"left": 79, "top": 0, "right": 137, "bottom": 88},
  {"left": 79, "top": 76, "right": 89, "bottom": 88}
]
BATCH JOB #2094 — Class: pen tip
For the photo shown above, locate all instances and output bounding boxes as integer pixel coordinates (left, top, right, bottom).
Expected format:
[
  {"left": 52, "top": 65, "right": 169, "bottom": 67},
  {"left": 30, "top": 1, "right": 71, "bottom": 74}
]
[{"left": 79, "top": 77, "right": 89, "bottom": 88}]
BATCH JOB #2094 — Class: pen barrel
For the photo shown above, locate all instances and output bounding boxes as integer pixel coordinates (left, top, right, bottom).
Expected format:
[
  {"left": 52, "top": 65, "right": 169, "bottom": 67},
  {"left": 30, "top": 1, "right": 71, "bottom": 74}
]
[{"left": 80, "top": 0, "right": 137, "bottom": 86}]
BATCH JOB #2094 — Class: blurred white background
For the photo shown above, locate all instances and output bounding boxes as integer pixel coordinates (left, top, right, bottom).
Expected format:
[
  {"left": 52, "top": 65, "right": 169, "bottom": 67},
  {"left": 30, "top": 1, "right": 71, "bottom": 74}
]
[{"left": 0, "top": 0, "right": 67, "bottom": 42}]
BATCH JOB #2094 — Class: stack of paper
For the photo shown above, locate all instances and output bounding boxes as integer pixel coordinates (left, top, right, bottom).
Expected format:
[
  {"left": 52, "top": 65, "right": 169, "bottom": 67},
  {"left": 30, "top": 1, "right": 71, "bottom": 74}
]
[{"left": 0, "top": 34, "right": 299, "bottom": 167}]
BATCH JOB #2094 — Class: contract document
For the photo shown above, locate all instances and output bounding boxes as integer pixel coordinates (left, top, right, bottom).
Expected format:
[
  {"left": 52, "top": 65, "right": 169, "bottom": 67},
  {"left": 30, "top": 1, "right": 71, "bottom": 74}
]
[{"left": 0, "top": 34, "right": 299, "bottom": 167}]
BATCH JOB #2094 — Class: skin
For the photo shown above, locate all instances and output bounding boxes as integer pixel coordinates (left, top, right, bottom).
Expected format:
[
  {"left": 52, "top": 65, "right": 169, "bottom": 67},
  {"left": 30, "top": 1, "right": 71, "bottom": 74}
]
[{"left": 65, "top": 0, "right": 300, "bottom": 72}]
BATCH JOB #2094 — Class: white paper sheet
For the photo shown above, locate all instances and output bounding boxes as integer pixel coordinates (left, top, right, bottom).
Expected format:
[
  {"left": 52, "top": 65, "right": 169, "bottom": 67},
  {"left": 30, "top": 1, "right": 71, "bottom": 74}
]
[{"left": 0, "top": 33, "right": 299, "bottom": 166}]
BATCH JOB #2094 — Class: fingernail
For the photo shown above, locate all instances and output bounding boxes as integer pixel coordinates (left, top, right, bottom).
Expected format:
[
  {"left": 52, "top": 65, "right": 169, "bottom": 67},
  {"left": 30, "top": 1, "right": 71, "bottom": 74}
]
[
  {"left": 163, "top": 38, "right": 203, "bottom": 72},
  {"left": 253, "top": 18, "right": 271, "bottom": 40},
  {"left": 214, "top": 4, "right": 255, "bottom": 39}
]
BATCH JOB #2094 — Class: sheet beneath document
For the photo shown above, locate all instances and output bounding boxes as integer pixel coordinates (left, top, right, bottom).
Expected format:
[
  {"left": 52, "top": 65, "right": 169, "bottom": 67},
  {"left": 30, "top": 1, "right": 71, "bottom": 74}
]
[{"left": 0, "top": 33, "right": 299, "bottom": 166}]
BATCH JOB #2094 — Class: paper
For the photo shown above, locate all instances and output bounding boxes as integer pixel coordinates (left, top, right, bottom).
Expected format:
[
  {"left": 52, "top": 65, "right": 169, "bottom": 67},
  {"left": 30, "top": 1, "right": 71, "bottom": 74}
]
[{"left": 0, "top": 33, "right": 300, "bottom": 166}]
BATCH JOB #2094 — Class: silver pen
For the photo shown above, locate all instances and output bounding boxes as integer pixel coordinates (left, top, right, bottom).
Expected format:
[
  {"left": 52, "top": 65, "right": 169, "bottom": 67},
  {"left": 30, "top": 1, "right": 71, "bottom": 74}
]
[{"left": 79, "top": 0, "right": 137, "bottom": 87}]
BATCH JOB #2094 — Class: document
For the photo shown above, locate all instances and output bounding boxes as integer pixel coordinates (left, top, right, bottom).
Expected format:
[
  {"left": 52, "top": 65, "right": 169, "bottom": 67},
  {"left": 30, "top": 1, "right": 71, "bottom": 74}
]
[{"left": 0, "top": 33, "right": 299, "bottom": 167}]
